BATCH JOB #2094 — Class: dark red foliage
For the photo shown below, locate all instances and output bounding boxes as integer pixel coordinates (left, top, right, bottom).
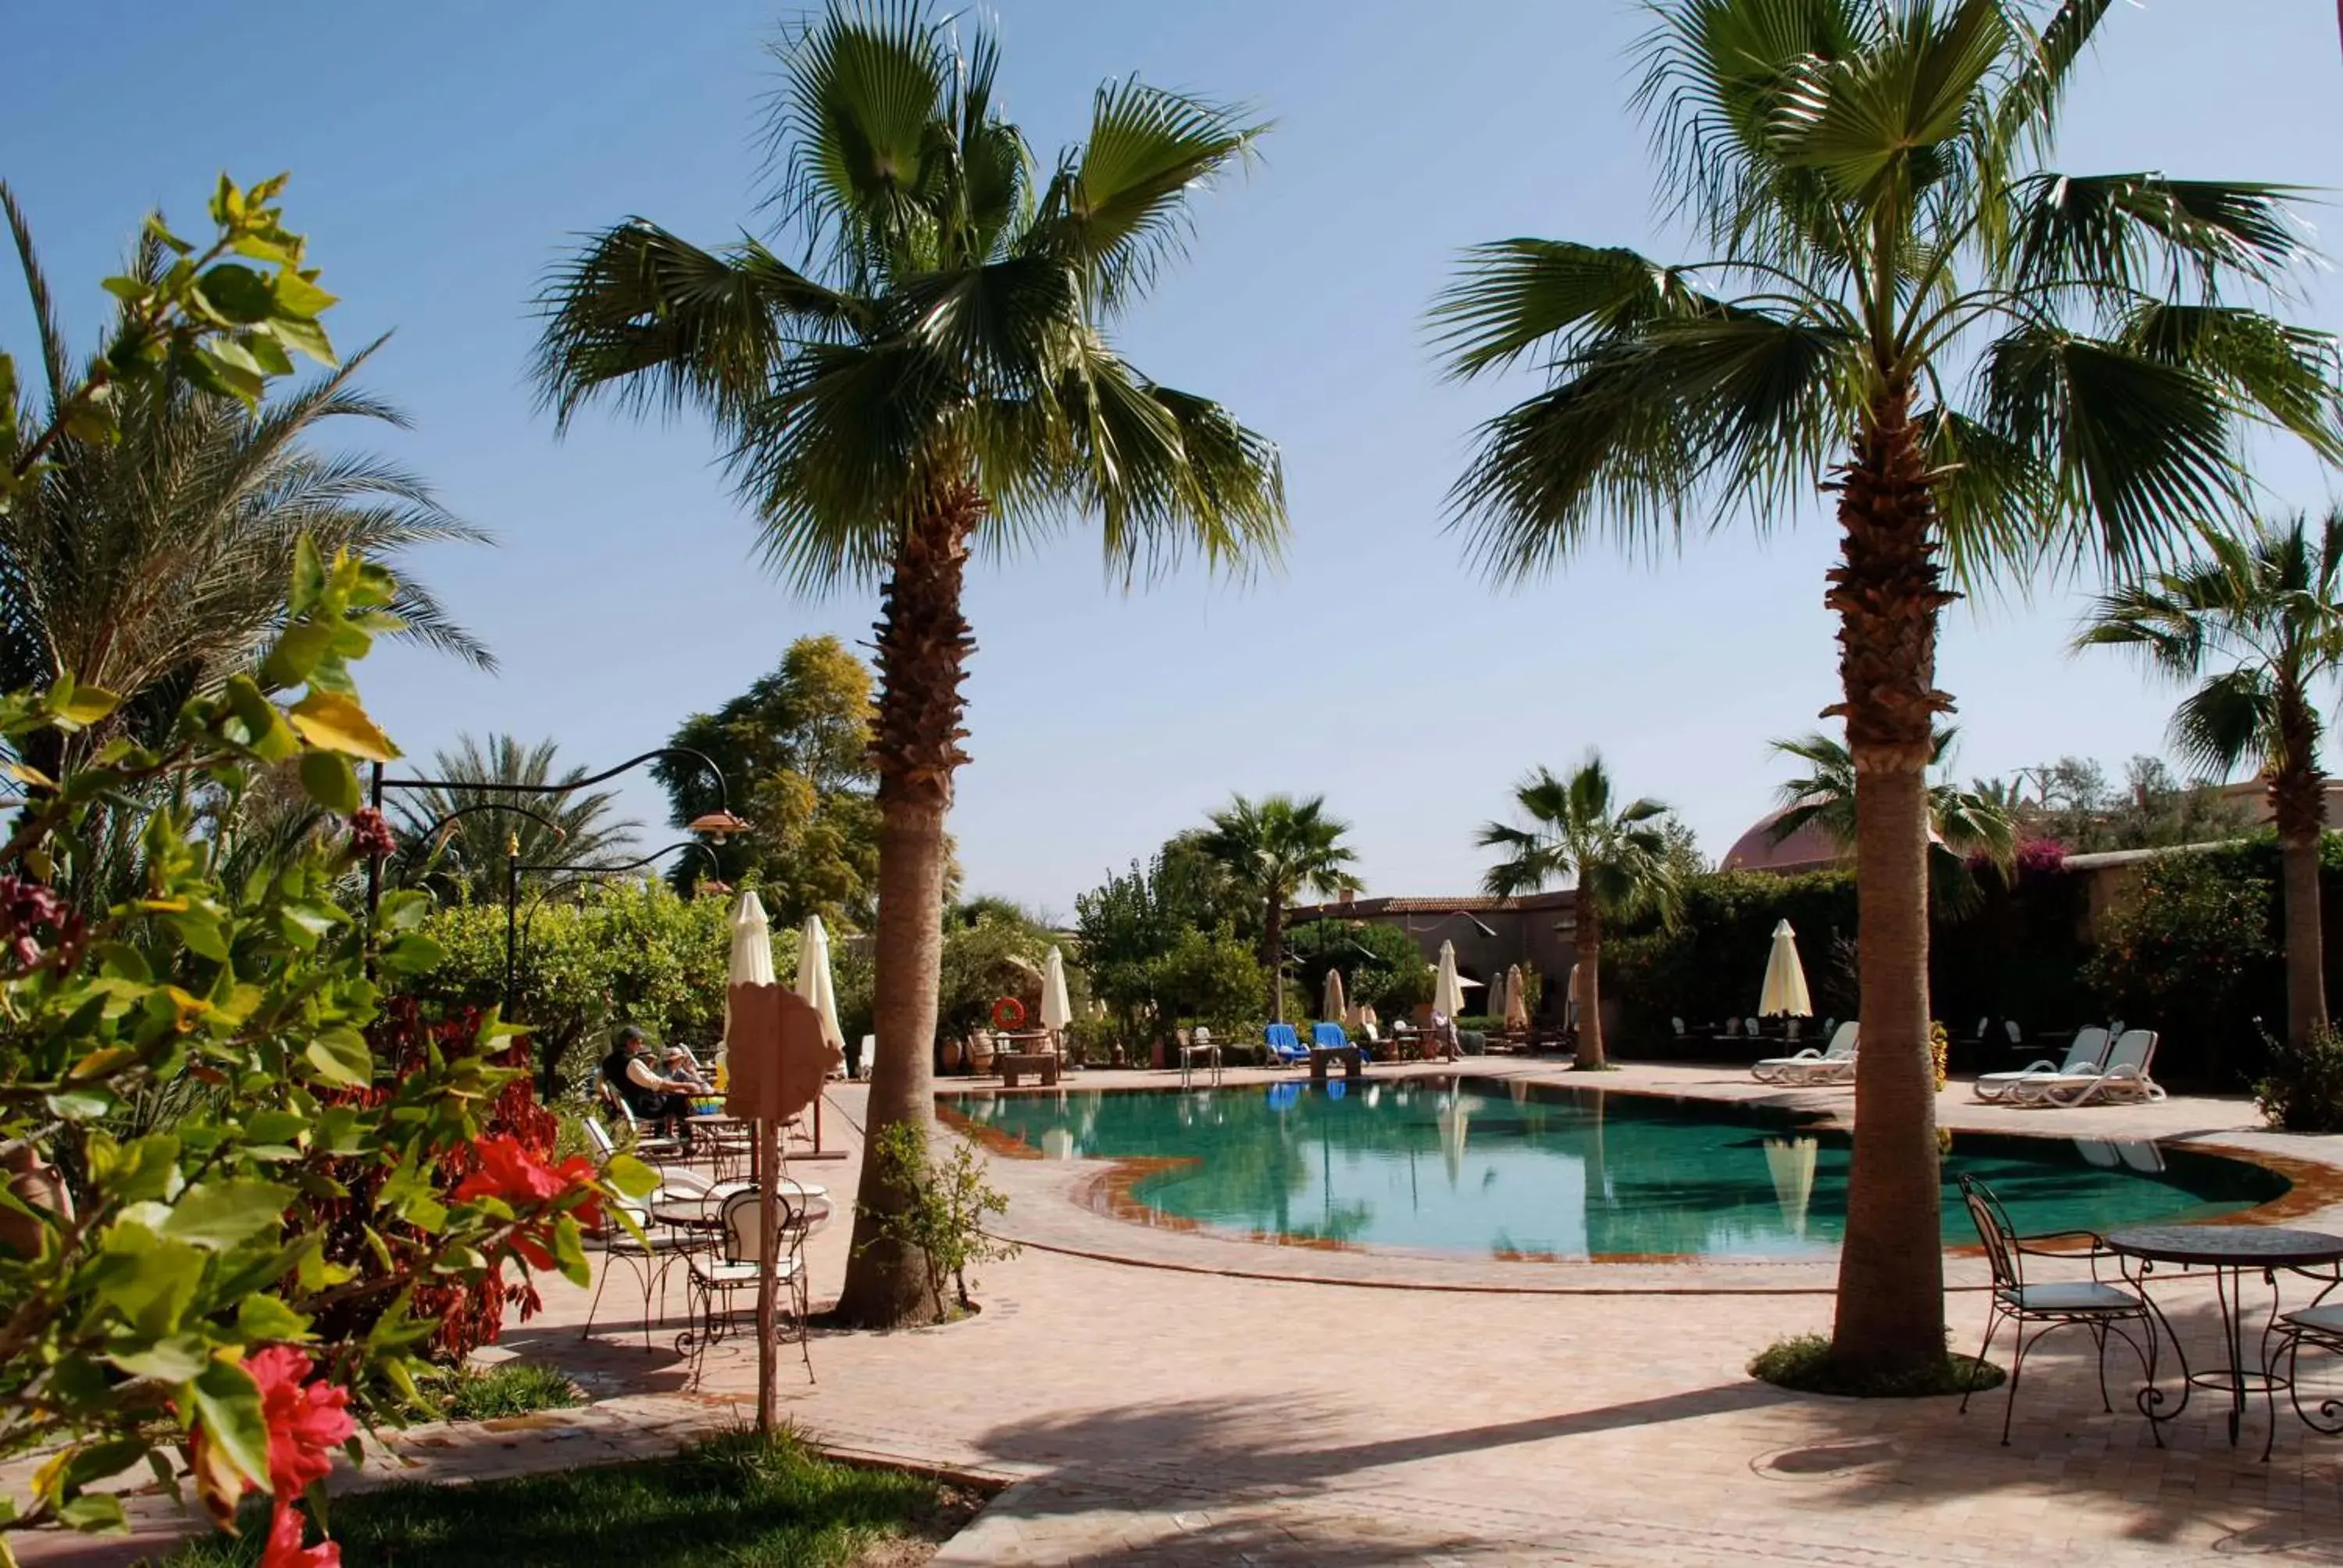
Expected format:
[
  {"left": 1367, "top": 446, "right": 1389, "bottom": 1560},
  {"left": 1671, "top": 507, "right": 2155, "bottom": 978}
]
[{"left": 308, "top": 998, "right": 560, "bottom": 1361}]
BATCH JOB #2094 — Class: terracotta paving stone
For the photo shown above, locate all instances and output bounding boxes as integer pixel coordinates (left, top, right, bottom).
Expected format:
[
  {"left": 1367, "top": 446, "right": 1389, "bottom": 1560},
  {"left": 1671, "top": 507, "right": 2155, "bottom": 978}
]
[{"left": 20, "top": 1062, "right": 2343, "bottom": 1564}]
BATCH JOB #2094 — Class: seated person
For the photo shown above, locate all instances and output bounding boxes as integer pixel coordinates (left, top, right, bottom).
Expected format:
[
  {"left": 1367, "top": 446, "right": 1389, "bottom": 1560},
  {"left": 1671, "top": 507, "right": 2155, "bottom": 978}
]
[
  {"left": 661, "top": 1045, "right": 713, "bottom": 1093},
  {"left": 601, "top": 1026, "right": 696, "bottom": 1142}
]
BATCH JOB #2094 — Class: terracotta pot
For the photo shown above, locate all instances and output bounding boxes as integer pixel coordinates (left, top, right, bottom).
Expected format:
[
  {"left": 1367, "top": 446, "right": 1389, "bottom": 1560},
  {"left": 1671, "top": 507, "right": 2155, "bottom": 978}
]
[{"left": 941, "top": 1037, "right": 965, "bottom": 1070}]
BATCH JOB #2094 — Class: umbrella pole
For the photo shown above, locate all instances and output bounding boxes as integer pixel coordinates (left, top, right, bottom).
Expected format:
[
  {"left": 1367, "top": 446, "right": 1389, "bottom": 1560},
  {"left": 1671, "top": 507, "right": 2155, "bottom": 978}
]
[{"left": 755, "top": 1113, "right": 780, "bottom": 1434}]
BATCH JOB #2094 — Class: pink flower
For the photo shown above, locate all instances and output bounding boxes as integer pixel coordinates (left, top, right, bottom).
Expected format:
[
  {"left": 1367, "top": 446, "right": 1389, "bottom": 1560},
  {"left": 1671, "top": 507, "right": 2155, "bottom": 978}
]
[
  {"left": 260, "top": 1499, "right": 340, "bottom": 1568},
  {"left": 247, "top": 1345, "right": 356, "bottom": 1500},
  {"left": 451, "top": 1133, "right": 604, "bottom": 1269}
]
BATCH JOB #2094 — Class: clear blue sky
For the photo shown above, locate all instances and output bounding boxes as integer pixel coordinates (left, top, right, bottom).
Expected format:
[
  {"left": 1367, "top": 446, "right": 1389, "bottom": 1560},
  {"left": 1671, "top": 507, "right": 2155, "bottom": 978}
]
[{"left": 12, "top": 3, "right": 2343, "bottom": 915}]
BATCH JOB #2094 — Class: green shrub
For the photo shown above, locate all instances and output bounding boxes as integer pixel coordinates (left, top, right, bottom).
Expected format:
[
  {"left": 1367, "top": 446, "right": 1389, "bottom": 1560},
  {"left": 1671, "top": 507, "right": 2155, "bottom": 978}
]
[
  {"left": 858, "top": 1124, "right": 1019, "bottom": 1317},
  {"left": 1749, "top": 1335, "right": 2001, "bottom": 1398},
  {"left": 2084, "top": 846, "right": 2277, "bottom": 1087},
  {"left": 2256, "top": 1023, "right": 2343, "bottom": 1131}
]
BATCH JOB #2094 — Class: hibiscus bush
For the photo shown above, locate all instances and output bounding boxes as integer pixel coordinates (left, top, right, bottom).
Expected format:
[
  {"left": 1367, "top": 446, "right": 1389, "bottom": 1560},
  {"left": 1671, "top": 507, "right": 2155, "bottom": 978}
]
[{"left": 0, "top": 545, "right": 652, "bottom": 1561}]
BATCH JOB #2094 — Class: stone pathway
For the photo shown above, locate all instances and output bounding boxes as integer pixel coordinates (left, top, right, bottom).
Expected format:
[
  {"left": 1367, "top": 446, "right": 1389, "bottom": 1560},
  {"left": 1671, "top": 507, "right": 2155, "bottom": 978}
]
[{"left": 23, "top": 1064, "right": 2343, "bottom": 1565}]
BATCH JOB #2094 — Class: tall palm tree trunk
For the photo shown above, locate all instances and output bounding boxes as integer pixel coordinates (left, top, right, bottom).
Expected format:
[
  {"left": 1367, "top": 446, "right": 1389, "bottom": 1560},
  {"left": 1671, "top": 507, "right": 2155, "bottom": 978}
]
[
  {"left": 1264, "top": 893, "right": 1286, "bottom": 1021},
  {"left": 2270, "top": 711, "right": 2328, "bottom": 1049},
  {"left": 835, "top": 477, "right": 982, "bottom": 1330},
  {"left": 1574, "top": 901, "right": 1607, "bottom": 1069},
  {"left": 1827, "top": 390, "right": 1952, "bottom": 1377}
]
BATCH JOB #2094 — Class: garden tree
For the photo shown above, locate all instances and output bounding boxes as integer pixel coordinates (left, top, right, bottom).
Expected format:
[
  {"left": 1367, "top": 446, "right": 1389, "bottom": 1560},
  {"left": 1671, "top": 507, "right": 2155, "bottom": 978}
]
[
  {"left": 0, "top": 184, "right": 490, "bottom": 784},
  {"left": 413, "top": 880, "right": 738, "bottom": 1096},
  {"left": 936, "top": 900, "right": 1054, "bottom": 1042},
  {"left": 1072, "top": 846, "right": 1250, "bottom": 1042},
  {"left": 1434, "top": 0, "right": 2343, "bottom": 1380},
  {"left": 1284, "top": 918, "right": 1435, "bottom": 1021},
  {"left": 655, "top": 634, "right": 884, "bottom": 928},
  {"left": 1197, "top": 793, "right": 1361, "bottom": 1020},
  {"left": 535, "top": 3, "right": 1284, "bottom": 1329},
  {"left": 1988, "top": 754, "right": 2252, "bottom": 850},
  {"left": 1477, "top": 754, "right": 1684, "bottom": 1070},
  {"left": 1148, "top": 926, "right": 1267, "bottom": 1030},
  {"left": 2082, "top": 846, "right": 2275, "bottom": 1071},
  {"left": 1769, "top": 726, "right": 2015, "bottom": 911},
  {"left": 386, "top": 734, "right": 640, "bottom": 903},
  {"left": 2079, "top": 513, "right": 2343, "bottom": 1048}
]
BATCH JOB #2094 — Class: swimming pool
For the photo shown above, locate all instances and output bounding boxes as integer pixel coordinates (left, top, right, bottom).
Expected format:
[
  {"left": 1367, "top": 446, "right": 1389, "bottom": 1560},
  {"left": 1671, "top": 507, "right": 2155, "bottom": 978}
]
[{"left": 943, "top": 1078, "right": 2291, "bottom": 1260}]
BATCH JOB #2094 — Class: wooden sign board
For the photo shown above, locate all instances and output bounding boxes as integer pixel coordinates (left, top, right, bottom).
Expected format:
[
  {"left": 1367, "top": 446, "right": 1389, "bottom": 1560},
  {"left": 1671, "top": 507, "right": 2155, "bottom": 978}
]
[{"left": 724, "top": 982, "right": 839, "bottom": 1123}]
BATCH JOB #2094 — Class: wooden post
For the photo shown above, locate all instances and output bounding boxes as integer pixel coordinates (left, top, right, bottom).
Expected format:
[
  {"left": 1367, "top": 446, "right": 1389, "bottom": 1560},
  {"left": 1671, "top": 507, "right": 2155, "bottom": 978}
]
[{"left": 755, "top": 1113, "right": 780, "bottom": 1434}]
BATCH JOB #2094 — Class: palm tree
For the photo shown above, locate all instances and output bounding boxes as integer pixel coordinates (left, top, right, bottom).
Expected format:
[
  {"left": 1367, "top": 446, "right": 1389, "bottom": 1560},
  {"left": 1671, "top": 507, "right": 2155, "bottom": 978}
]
[
  {"left": 387, "top": 736, "right": 640, "bottom": 903},
  {"left": 1769, "top": 727, "right": 2016, "bottom": 911},
  {"left": 1, "top": 187, "right": 490, "bottom": 776},
  {"left": 1431, "top": 0, "right": 2341, "bottom": 1378},
  {"left": 1198, "top": 793, "right": 1361, "bottom": 1019},
  {"left": 532, "top": 5, "right": 1285, "bottom": 1327},
  {"left": 2078, "top": 513, "right": 2343, "bottom": 1048},
  {"left": 1477, "top": 755, "right": 1682, "bottom": 1071}
]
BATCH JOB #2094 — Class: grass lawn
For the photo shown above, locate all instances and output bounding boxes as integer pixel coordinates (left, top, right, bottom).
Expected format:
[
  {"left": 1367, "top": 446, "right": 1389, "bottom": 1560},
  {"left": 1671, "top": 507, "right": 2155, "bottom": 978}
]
[{"left": 152, "top": 1431, "right": 983, "bottom": 1567}]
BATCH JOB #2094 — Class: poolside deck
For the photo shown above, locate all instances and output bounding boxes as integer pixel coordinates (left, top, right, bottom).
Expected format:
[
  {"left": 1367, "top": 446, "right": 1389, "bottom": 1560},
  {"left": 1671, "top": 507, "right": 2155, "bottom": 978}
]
[{"left": 30, "top": 1063, "right": 2343, "bottom": 1566}]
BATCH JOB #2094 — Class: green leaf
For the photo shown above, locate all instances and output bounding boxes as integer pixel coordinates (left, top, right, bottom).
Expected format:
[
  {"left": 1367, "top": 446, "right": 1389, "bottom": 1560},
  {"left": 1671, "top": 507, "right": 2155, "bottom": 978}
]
[
  {"left": 44, "top": 1089, "right": 112, "bottom": 1121},
  {"left": 288, "top": 536, "right": 328, "bottom": 616},
  {"left": 303, "top": 1028, "right": 372, "bottom": 1087},
  {"left": 235, "top": 1293, "right": 311, "bottom": 1342},
  {"left": 222, "top": 675, "right": 298, "bottom": 761},
  {"left": 48, "top": 682, "right": 120, "bottom": 732},
  {"left": 164, "top": 911, "right": 229, "bottom": 964},
  {"left": 54, "top": 1493, "right": 127, "bottom": 1534},
  {"left": 259, "top": 622, "right": 333, "bottom": 690},
  {"left": 105, "top": 1332, "right": 211, "bottom": 1382},
  {"left": 196, "top": 263, "right": 276, "bottom": 324},
  {"left": 377, "top": 933, "right": 443, "bottom": 975},
  {"left": 299, "top": 750, "right": 358, "bottom": 814},
  {"left": 187, "top": 1360, "right": 269, "bottom": 1495},
  {"left": 87, "top": 1224, "right": 203, "bottom": 1336},
  {"left": 162, "top": 1178, "right": 292, "bottom": 1251},
  {"left": 287, "top": 690, "right": 399, "bottom": 761},
  {"left": 273, "top": 313, "right": 336, "bottom": 366},
  {"left": 602, "top": 1153, "right": 659, "bottom": 1199},
  {"left": 271, "top": 271, "right": 337, "bottom": 320},
  {"left": 552, "top": 1213, "right": 590, "bottom": 1287}
]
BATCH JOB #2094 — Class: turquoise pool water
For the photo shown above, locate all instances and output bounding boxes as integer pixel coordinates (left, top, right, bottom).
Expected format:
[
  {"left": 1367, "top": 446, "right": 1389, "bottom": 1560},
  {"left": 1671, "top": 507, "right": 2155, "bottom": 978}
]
[{"left": 943, "top": 1078, "right": 2291, "bottom": 1260}]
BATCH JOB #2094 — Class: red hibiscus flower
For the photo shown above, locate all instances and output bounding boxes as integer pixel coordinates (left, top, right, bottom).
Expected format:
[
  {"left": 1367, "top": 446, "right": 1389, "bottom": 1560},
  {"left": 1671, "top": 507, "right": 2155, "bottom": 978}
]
[
  {"left": 451, "top": 1133, "right": 603, "bottom": 1268},
  {"left": 247, "top": 1345, "right": 357, "bottom": 1500},
  {"left": 259, "top": 1499, "right": 340, "bottom": 1568}
]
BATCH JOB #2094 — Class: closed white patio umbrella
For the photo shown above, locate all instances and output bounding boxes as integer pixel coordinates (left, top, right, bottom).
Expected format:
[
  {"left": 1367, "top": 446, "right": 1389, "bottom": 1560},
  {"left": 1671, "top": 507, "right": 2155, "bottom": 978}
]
[
  {"left": 1432, "top": 942, "right": 1467, "bottom": 1019},
  {"left": 725, "top": 892, "right": 776, "bottom": 1058},
  {"left": 1322, "top": 967, "right": 1347, "bottom": 1025},
  {"left": 1485, "top": 971, "right": 1506, "bottom": 1024},
  {"left": 797, "top": 916, "right": 846, "bottom": 1057},
  {"left": 1041, "top": 946, "right": 1074, "bottom": 1051},
  {"left": 1504, "top": 964, "right": 1529, "bottom": 1033},
  {"left": 1760, "top": 919, "right": 1813, "bottom": 1018}
]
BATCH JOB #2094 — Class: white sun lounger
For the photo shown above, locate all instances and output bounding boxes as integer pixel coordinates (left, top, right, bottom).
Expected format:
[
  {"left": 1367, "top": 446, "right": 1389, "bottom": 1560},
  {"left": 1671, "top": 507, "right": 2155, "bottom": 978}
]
[
  {"left": 2010, "top": 1029, "right": 2163, "bottom": 1107},
  {"left": 1753, "top": 1021, "right": 1857, "bottom": 1085},
  {"left": 1974, "top": 1028, "right": 2109, "bottom": 1103}
]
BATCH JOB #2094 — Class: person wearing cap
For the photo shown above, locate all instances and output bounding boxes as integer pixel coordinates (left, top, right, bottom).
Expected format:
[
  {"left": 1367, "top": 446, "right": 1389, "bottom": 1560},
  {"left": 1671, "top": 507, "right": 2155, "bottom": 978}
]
[{"left": 600, "top": 1026, "right": 696, "bottom": 1141}]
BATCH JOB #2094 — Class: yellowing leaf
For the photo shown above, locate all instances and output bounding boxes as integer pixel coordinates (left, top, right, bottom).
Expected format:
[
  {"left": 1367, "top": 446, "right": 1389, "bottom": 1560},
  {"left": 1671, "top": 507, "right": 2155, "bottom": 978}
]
[
  {"left": 287, "top": 691, "right": 400, "bottom": 762},
  {"left": 50, "top": 684, "right": 120, "bottom": 732}
]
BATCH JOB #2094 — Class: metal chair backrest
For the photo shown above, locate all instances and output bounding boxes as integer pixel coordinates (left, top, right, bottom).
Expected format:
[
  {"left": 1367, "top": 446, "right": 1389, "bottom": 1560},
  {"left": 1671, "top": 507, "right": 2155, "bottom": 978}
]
[
  {"left": 2059, "top": 1027, "right": 2112, "bottom": 1074},
  {"left": 719, "top": 1187, "right": 818, "bottom": 1265},
  {"left": 1956, "top": 1174, "right": 2021, "bottom": 1292},
  {"left": 584, "top": 1117, "right": 618, "bottom": 1159}
]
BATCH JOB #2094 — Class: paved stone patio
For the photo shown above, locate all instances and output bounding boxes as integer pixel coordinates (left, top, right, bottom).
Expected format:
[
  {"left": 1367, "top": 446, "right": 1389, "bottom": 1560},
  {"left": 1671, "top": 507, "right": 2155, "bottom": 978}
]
[{"left": 26, "top": 1060, "right": 2343, "bottom": 1565}]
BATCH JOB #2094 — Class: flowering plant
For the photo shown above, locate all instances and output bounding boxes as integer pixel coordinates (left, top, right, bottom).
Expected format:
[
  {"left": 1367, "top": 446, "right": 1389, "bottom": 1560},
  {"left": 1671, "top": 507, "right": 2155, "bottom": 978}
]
[{"left": 0, "top": 545, "right": 653, "bottom": 1555}]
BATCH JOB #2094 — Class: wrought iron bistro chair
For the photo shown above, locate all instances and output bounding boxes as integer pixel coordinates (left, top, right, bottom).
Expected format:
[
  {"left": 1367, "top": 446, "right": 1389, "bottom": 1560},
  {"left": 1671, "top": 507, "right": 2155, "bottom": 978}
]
[
  {"left": 1957, "top": 1174, "right": 2154, "bottom": 1445},
  {"left": 676, "top": 1185, "right": 833, "bottom": 1389}
]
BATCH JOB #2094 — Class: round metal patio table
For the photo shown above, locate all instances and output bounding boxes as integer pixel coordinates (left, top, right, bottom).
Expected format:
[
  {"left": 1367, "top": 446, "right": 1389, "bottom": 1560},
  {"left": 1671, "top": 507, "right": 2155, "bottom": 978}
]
[{"left": 2105, "top": 1224, "right": 2343, "bottom": 1458}]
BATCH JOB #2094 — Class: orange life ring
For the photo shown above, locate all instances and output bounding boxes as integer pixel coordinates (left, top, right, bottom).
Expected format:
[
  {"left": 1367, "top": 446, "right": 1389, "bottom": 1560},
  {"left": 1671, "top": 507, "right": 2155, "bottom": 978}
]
[{"left": 990, "top": 996, "right": 1028, "bottom": 1032}]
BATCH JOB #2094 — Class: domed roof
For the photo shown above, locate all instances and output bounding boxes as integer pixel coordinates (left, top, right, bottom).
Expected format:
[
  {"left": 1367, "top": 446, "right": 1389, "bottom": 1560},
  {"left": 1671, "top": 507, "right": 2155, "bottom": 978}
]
[{"left": 1720, "top": 807, "right": 1842, "bottom": 875}]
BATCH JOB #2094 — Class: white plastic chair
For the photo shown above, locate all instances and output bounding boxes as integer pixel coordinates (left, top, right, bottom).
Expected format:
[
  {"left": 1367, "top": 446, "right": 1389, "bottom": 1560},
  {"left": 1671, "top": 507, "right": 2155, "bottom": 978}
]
[
  {"left": 1974, "top": 1028, "right": 2109, "bottom": 1103},
  {"left": 1180, "top": 1025, "right": 1222, "bottom": 1089},
  {"left": 2010, "top": 1030, "right": 2163, "bottom": 1107},
  {"left": 1752, "top": 1021, "right": 1857, "bottom": 1085}
]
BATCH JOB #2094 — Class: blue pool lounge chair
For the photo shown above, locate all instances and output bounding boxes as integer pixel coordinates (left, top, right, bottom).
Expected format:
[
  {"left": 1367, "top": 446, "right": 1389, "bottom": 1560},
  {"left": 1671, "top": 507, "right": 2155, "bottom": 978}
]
[
  {"left": 1264, "top": 1023, "right": 1309, "bottom": 1066},
  {"left": 1311, "top": 1021, "right": 1367, "bottom": 1060}
]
